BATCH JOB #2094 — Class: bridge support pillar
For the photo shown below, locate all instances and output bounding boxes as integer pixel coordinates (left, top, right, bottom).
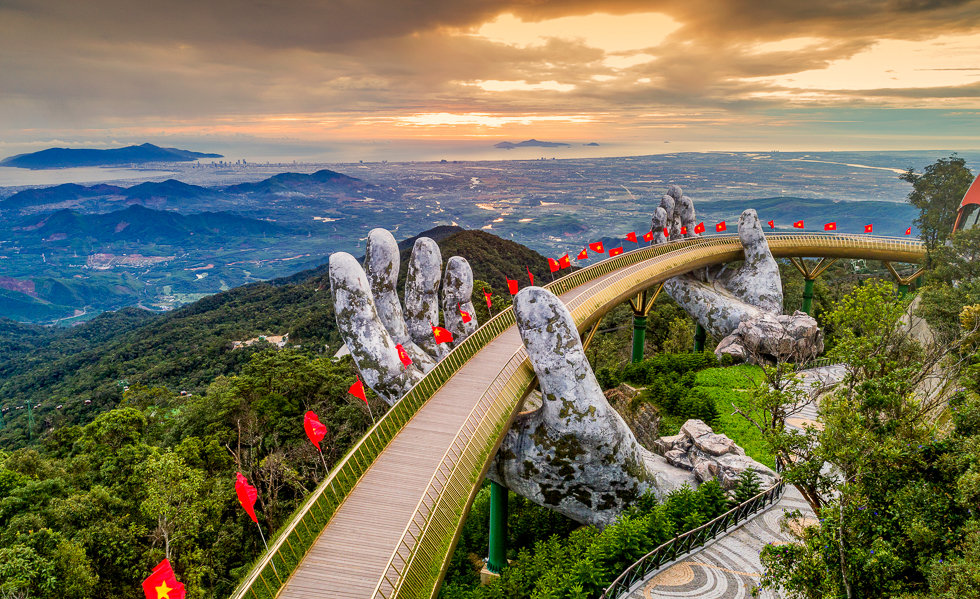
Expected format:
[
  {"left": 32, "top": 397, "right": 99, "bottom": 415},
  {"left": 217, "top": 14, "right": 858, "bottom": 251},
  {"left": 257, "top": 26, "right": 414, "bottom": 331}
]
[
  {"left": 631, "top": 316, "right": 647, "bottom": 363},
  {"left": 486, "top": 481, "right": 508, "bottom": 574},
  {"left": 884, "top": 261, "right": 926, "bottom": 300},
  {"left": 693, "top": 324, "right": 706, "bottom": 353},
  {"left": 627, "top": 283, "right": 664, "bottom": 363},
  {"left": 801, "top": 279, "right": 815, "bottom": 315},
  {"left": 790, "top": 257, "right": 838, "bottom": 316}
]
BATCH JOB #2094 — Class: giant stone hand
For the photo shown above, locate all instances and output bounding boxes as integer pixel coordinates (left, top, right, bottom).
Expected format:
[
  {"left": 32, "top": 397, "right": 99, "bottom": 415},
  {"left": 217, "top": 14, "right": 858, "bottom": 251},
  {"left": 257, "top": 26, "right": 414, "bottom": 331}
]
[
  {"left": 652, "top": 186, "right": 823, "bottom": 363},
  {"left": 330, "top": 228, "right": 479, "bottom": 404}
]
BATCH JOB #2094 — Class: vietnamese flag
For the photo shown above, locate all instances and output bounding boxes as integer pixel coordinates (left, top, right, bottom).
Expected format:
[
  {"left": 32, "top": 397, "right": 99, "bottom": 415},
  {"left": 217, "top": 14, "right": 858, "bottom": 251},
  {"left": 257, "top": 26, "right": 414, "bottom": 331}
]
[
  {"left": 143, "top": 559, "right": 186, "bottom": 599},
  {"left": 905, "top": 227, "right": 912, "bottom": 235},
  {"left": 348, "top": 379, "right": 368, "bottom": 404},
  {"left": 558, "top": 254, "right": 571, "bottom": 269},
  {"left": 824, "top": 222, "right": 837, "bottom": 231},
  {"left": 626, "top": 231, "right": 638, "bottom": 243},
  {"left": 235, "top": 472, "right": 259, "bottom": 523},
  {"left": 482, "top": 288, "right": 492, "bottom": 311},
  {"left": 681, "top": 226, "right": 688, "bottom": 235},
  {"left": 609, "top": 247, "right": 624, "bottom": 257},
  {"left": 548, "top": 258, "right": 559, "bottom": 272},
  {"left": 458, "top": 303, "right": 472, "bottom": 323},
  {"left": 577, "top": 248, "right": 588, "bottom": 260},
  {"left": 432, "top": 325, "right": 454, "bottom": 344},
  {"left": 663, "top": 227, "right": 670, "bottom": 238},
  {"left": 304, "top": 411, "right": 327, "bottom": 450},
  {"left": 716, "top": 221, "right": 727, "bottom": 232},
  {"left": 865, "top": 224, "right": 873, "bottom": 233},
  {"left": 589, "top": 241, "right": 605, "bottom": 253},
  {"left": 793, "top": 221, "right": 805, "bottom": 229},
  {"left": 507, "top": 279, "right": 519, "bottom": 295},
  {"left": 526, "top": 266, "right": 534, "bottom": 285},
  {"left": 767, "top": 220, "right": 775, "bottom": 229},
  {"left": 396, "top": 344, "right": 413, "bottom": 367},
  {"left": 694, "top": 222, "right": 705, "bottom": 234},
  {"left": 643, "top": 231, "right": 654, "bottom": 242}
]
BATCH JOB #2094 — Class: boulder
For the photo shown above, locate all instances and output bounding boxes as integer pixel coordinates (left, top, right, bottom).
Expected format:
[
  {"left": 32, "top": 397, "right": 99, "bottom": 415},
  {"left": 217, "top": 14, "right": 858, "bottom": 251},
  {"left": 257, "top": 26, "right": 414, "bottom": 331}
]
[{"left": 657, "top": 419, "right": 777, "bottom": 492}]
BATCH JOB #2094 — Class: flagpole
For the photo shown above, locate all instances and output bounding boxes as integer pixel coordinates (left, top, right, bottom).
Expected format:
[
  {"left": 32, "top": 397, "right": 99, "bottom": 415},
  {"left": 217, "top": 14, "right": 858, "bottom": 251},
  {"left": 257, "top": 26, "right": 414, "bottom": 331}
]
[
  {"left": 256, "top": 523, "right": 278, "bottom": 575},
  {"left": 319, "top": 449, "right": 329, "bottom": 474}
]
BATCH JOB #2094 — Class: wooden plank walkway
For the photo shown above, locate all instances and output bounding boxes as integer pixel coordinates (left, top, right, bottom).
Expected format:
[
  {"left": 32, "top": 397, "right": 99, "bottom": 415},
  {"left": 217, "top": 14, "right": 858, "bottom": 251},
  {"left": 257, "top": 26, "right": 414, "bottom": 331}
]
[{"left": 278, "top": 268, "right": 622, "bottom": 599}]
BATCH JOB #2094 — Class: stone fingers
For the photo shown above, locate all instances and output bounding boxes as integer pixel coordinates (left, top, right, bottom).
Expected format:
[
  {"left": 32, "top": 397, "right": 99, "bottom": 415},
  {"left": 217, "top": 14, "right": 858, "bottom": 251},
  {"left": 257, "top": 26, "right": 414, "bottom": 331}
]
[
  {"left": 651, "top": 207, "right": 669, "bottom": 244},
  {"left": 329, "top": 252, "right": 424, "bottom": 405},
  {"left": 726, "top": 209, "right": 783, "bottom": 314},
  {"left": 364, "top": 228, "right": 436, "bottom": 372},
  {"left": 404, "top": 237, "right": 443, "bottom": 355},
  {"left": 442, "top": 256, "right": 478, "bottom": 347}
]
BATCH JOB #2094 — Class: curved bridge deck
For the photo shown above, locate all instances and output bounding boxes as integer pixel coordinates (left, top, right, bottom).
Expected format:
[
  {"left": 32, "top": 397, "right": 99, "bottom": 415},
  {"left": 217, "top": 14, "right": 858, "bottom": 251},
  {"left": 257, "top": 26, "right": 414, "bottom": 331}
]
[{"left": 233, "top": 234, "right": 925, "bottom": 599}]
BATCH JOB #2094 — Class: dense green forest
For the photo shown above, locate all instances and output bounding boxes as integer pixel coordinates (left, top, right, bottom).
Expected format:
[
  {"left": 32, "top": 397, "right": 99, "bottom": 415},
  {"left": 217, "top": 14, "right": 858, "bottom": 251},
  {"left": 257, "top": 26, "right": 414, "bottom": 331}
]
[{"left": 3, "top": 156, "right": 980, "bottom": 599}]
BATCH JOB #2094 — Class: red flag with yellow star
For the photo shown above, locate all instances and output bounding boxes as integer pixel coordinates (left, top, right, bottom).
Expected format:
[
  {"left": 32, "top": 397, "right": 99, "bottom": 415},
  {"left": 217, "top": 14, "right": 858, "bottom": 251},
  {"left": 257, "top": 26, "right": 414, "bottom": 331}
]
[
  {"left": 458, "top": 303, "right": 472, "bottom": 323},
  {"left": 589, "top": 241, "right": 605, "bottom": 253},
  {"left": 432, "top": 325, "right": 454, "bottom": 344},
  {"left": 482, "top": 288, "right": 492, "bottom": 311},
  {"left": 235, "top": 472, "right": 259, "bottom": 524},
  {"left": 694, "top": 222, "right": 705, "bottom": 234},
  {"left": 396, "top": 344, "right": 412, "bottom": 367},
  {"left": 716, "top": 222, "right": 727, "bottom": 232},
  {"left": 865, "top": 224, "right": 873, "bottom": 233},
  {"left": 558, "top": 254, "right": 571, "bottom": 269},
  {"left": 143, "top": 559, "right": 185, "bottom": 599},
  {"left": 548, "top": 258, "right": 559, "bottom": 272},
  {"left": 626, "top": 231, "right": 638, "bottom": 243},
  {"left": 304, "top": 411, "right": 327, "bottom": 450},
  {"left": 609, "top": 247, "right": 624, "bottom": 257},
  {"left": 577, "top": 248, "right": 588, "bottom": 260},
  {"left": 643, "top": 231, "right": 654, "bottom": 242}
]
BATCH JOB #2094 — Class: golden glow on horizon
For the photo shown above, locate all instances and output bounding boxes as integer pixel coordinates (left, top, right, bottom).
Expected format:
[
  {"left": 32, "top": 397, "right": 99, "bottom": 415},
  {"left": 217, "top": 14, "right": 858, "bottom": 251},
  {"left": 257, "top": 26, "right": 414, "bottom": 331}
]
[{"left": 474, "top": 80, "right": 576, "bottom": 92}]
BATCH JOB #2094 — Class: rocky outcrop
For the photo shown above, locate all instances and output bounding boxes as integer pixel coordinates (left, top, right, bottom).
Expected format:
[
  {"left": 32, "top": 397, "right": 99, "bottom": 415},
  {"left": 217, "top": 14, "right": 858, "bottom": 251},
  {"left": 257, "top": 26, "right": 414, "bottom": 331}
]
[
  {"left": 715, "top": 311, "right": 824, "bottom": 364},
  {"left": 654, "top": 419, "right": 778, "bottom": 491}
]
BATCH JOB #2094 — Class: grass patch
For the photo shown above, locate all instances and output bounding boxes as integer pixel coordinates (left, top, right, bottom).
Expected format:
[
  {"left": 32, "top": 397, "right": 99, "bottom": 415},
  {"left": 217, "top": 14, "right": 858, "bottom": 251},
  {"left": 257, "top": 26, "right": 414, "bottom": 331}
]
[{"left": 694, "top": 364, "right": 775, "bottom": 468}]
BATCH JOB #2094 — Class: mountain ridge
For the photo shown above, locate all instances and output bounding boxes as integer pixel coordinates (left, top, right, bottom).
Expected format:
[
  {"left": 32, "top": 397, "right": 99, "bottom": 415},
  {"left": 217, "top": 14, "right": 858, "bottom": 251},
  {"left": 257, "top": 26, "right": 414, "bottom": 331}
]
[{"left": 1, "top": 143, "right": 223, "bottom": 169}]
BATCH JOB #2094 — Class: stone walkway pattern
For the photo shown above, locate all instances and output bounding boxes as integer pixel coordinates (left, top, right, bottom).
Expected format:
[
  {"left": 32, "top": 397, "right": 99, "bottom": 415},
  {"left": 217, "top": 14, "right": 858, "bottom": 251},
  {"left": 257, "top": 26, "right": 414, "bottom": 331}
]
[{"left": 626, "top": 365, "right": 843, "bottom": 599}]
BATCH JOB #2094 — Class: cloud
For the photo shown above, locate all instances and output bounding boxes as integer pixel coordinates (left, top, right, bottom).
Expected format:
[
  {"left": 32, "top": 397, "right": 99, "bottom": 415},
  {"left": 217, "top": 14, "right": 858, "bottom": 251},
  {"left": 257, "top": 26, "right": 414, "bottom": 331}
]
[{"left": 1, "top": 0, "right": 979, "bottom": 140}]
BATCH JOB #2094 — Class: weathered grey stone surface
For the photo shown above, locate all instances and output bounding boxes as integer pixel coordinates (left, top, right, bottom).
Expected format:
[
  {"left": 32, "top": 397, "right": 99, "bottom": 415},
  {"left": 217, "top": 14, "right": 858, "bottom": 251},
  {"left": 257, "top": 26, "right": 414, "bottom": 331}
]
[
  {"left": 442, "top": 256, "right": 479, "bottom": 348},
  {"left": 329, "top": 252, "right": 424, "bottom": 405},
  {"left": 676, "top": 195, "right": 697, "bottom": 239},
  {"left": 404, "top": 238, "right": 443, "bottom": 355},
  {"left": 716, "top": 311, "right": 824, "bottom": 364},
  {"left": 487, "top": 287, "right": 704, "bottom": 528},
  {"left": 363, "top": 228, "right": 436, "bottom": 372},
  {"left": 650, "top": 207, "right": 669, "bottom": 244},
  {"left": 722, "top": 210, "right": 783, "bottom": 314}
]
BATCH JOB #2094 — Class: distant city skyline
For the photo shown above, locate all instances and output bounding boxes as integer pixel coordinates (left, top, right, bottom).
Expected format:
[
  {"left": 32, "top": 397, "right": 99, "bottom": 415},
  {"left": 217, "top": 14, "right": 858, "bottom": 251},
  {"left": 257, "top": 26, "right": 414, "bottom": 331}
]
[{"left": 2, "top": 1, "right": 979, "bottom": 158}]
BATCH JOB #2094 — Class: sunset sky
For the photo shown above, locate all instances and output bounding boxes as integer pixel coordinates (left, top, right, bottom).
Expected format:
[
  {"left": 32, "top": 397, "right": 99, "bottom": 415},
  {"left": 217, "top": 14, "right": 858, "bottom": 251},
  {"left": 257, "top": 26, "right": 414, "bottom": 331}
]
[{"left": 2, "top": 0, "right": 980, "bottom": 159}]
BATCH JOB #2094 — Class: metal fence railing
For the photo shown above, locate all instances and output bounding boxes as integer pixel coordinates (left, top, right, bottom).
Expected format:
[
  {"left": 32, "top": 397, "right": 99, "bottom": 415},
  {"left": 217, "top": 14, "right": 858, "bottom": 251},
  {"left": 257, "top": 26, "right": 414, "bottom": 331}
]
[
  {"left": 228, "top": 234, "right": 924, "bottom": 599},
  {"left": 599, "top": 480, "right": 787, "bottom": 599}
]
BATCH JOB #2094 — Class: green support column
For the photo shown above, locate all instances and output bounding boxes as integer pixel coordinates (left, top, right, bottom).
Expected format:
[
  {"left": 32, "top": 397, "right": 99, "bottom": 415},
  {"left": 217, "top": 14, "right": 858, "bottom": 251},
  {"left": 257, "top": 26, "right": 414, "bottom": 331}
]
[
  {"left": 694, "top": 324, "right": 707, "bottom": 353},
  {"left": 487, "top": 481, "right": 508, "bottom": 574},
  {"left": 801, "top": 278, "right": 815, "bottom": 315},
  {"left": 898, "top": 283, "right": 910, "bottom": 297},
  {"left": 631, "top": 315, "right": 647, "bottom": 363}
]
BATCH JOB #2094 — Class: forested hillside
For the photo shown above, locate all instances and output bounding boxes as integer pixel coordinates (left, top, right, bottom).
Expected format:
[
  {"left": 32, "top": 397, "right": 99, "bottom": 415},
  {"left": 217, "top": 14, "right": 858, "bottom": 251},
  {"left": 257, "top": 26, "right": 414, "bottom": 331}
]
[{"left": 0, "top": 228, "right": 552, "bottom": 448}]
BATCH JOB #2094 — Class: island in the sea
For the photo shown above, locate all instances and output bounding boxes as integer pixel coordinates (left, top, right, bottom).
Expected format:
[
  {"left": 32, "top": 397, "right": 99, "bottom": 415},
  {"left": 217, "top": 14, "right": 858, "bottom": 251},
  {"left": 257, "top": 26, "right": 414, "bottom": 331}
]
[
  {"left": 1, "top": 143, "right": 223, "bottom": 169},
  {"left": 493, "top": 139, "right": 571, "bottom": 150}
]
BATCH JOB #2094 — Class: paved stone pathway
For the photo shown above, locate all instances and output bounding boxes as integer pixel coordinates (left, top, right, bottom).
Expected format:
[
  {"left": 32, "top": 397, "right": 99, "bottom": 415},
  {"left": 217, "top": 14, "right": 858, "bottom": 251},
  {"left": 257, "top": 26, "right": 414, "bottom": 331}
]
[{"left": 624, "top": 365, "right": 844, "bottom": 599}]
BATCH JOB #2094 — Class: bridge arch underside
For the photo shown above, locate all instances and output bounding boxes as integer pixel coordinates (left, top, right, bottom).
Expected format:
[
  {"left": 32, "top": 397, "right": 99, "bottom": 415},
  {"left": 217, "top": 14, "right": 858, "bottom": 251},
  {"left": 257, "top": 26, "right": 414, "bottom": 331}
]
[{"left": 272, "top": 235, "right": 925, "bottom": 599}]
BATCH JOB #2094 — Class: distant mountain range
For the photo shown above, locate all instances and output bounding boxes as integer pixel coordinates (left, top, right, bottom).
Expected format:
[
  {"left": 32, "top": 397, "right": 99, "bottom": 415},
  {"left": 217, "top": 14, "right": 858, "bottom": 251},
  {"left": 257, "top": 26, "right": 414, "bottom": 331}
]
[
  {"left": 494, "top": 139, "right": 571, "bottom": 149},
  {"left": 0, "top": 143, "right": 223, "bottom": 169},
  {"left": 10, "top": 205, "right": 285, "bottom": 245},
  {"left": 0, "top": 169, "right": 371, "bottom": 216}
]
